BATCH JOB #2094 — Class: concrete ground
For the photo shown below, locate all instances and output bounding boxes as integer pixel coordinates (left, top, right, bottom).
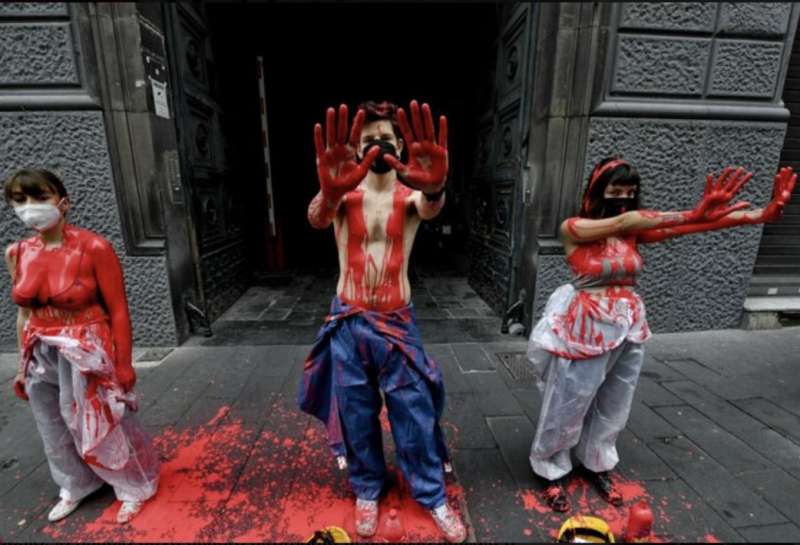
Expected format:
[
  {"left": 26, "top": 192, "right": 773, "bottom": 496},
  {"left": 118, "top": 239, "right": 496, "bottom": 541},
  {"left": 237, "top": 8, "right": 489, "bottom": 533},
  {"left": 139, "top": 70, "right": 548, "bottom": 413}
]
[{"left": 1, "top": 274, "right": 799, "bottom": 542}]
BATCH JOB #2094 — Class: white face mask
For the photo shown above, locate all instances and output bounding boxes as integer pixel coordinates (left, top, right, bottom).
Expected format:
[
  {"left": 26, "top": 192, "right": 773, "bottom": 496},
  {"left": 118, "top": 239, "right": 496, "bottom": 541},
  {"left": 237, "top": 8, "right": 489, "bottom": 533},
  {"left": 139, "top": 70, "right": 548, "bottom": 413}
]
[{"left": 14, "top": 202, "right": 63, "bottom": 231}]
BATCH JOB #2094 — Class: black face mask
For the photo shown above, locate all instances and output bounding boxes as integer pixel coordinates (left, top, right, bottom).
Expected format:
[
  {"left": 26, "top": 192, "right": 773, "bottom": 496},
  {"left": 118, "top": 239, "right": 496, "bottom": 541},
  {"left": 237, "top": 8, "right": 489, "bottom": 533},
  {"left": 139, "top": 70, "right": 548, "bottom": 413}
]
[
  {"left": 360, "top": 140, "right": 398, "bottom": 174},
  {"left": 603, "top": 197, "right": 635, "bottom": 217}
]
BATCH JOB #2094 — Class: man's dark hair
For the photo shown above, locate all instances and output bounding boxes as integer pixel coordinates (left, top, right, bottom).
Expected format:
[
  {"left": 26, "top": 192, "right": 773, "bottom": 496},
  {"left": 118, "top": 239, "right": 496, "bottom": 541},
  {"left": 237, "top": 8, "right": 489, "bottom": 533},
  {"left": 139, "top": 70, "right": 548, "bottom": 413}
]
[{"left": 357, "top": 100, "right": 402, "bottom": 140}]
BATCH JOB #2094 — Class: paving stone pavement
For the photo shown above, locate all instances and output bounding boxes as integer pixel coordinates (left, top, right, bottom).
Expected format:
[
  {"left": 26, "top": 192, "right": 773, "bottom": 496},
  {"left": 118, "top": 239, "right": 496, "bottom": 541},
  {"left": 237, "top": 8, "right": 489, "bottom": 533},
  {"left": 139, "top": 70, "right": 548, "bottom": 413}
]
[{"left": 1, "top": 275, "right": 800, "bottom": 542}]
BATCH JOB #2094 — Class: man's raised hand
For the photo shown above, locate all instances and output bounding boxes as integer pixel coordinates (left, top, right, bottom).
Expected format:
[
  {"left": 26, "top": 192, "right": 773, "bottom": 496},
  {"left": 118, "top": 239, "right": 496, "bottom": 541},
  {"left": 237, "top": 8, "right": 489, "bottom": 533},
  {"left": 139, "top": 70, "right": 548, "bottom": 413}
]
[
  {"left": 384, "top": 100, "right": 448, "bottom": 194},
  {"left": 314, "top": 104, "right": 380, "bottom": 200}
]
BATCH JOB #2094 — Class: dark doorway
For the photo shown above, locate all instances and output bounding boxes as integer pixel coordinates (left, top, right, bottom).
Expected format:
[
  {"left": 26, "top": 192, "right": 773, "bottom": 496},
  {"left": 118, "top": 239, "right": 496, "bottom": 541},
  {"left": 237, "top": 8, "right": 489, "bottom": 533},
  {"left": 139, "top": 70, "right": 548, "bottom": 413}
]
[
  {"left": 205, "top": 3, "right": 500, "bottom": 278},
  {"left": 750, "top": 24, "right": 800, "bottom": 299}
]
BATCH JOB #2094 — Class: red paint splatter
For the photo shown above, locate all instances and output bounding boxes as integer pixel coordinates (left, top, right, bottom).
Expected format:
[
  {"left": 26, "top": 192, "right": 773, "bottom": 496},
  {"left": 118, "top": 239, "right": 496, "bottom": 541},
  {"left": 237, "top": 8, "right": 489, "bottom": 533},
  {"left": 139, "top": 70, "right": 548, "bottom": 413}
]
[
  {"left": 566, "top": 235, "right": 642, "bottom": 288},
  {"left": 704, "top": 534, "right": 721, "bottom": 543},
  {"left": 40, "top": 399, "right": 464, "bottom": 542},
  {"left": 516, "top": 475, "right": 722, "bottom": 543},
  {"left": 519, "top": 490, "right": 549, "bottom": 514}
]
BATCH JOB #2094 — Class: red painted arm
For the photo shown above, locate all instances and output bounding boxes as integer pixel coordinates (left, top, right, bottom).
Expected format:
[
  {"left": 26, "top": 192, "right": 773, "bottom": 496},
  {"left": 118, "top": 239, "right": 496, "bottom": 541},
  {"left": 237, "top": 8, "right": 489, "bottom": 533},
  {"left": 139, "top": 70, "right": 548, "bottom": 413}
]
[
  {"left": 90, "top": 237, "right": 135, "bottom": 391},
  {"left": 637, "top": 210, "right": 761, "bottom": 243},
  {"left": 638, "top": 167, "right": 796, "bottom": 244},
  {"left": 307, "top": 191, "right": 341, "bottom": 229},
  {"left": 563, "top": 167, "right": 753, "bottom": 243},
  {"left": 414, "top": 190, "right": 446, "bottom": 221},
  {"left": 5, "top": 244, "right": 29, "bottom": 401}
]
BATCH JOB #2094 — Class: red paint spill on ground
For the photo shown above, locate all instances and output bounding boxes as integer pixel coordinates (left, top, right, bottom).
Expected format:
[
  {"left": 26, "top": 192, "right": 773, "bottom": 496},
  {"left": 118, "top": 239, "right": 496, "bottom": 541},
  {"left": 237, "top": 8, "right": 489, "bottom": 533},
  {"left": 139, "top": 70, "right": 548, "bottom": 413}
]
[
  {"left": 516, "top": 474, "right": 721, "bottom": 543},
  {"left": 519, "top": 490, "right": 550, "bottom": 514},
  {"left": 41, "top": 400, "right": 463, "bottom": 542},
  {"left": 26, "top": 399, "right": 723, "bottom": 543}
]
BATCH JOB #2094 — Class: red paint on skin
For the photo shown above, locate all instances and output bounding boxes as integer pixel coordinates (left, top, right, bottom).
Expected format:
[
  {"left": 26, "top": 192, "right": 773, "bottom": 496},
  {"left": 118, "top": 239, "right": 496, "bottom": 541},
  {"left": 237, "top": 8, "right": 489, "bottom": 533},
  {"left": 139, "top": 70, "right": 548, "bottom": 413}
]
[
  {"left": 637, "top": 167, "right": 796, "bottom": 244},
  {"left": 11, "top": 225, "right": 154, "bottom": 478},
  {"left": 567, "top": 236, "right": 642, "bottom": 286},
  {"left": 374, "top": 186, "right": 409, "bottom": 308},
  {"left": 341, "top": 185, "right": 410, "bottom": 312},
  {"left": 343, "top": 191, "right": 368, "bottom": 306},
  {"left": 41, "top": 402, "right": 464, "bottom": 543}
]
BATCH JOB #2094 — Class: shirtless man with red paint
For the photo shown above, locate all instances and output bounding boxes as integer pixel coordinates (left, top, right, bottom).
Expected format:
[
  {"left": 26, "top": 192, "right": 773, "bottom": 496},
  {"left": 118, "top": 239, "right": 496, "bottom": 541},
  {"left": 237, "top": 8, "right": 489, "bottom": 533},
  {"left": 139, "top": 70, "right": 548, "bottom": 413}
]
[{"left": 297, "top": 100, "right": 466, "bottom": 542}]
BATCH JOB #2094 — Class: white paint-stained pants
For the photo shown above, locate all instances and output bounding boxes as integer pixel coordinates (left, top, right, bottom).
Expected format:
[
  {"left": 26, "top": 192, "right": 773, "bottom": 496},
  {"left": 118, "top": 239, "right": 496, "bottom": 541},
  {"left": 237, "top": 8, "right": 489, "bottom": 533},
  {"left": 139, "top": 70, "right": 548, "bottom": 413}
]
[
  {"left": 528, "top": 341, "right": 645, "bottom": 481},
  {"left": 25, "top": 342, "right": 160, "bottom": 502}
]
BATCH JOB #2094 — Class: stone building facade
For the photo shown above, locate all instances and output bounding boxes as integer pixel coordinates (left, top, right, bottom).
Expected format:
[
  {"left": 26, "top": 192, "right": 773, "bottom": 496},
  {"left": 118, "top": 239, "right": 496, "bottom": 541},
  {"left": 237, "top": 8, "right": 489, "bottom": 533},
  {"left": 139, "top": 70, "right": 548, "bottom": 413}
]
[
  {"left": 0, "top": 3, "right": 179, "bottom": 346},
  {"left": 518, "top": 3, "right": 800, "bottom": 332},
  {"left": 0, "top": 2, "right": 798, "bottom": 347}
]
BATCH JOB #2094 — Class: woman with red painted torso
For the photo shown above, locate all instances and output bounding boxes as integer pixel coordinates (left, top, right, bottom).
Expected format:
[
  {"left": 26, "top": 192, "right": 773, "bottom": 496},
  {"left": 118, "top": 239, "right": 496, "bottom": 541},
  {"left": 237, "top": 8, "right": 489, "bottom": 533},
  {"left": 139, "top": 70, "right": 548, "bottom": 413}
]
[
  {"left": 527, "top": 157, "right": 796, "bottom": 512},
  {"left": 298, "top": 101, "right": 466, "bottom": 542},
  {"left": 4, "top": 169, "right": 160, "bottom": 524}
]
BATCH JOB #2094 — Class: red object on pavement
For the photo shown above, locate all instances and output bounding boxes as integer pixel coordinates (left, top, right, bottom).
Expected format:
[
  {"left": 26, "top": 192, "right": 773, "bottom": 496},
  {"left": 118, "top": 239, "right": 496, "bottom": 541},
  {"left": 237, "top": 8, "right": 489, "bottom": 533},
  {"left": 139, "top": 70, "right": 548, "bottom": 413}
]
[
  {"left": 626, "top": 499, "right": 654, "bottom": 542},
  {"left": 382, "top": 508, "right": 405, "bottom": 542}
]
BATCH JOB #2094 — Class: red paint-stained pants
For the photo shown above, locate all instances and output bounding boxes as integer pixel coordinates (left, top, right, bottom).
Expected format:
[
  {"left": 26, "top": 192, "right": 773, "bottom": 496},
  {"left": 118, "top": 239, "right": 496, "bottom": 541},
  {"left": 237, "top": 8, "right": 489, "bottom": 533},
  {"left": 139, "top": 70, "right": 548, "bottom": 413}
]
[
  {"left": 529, "top": 341, "right": 645, "bottom": 481},
  {"left": 25, "top": 342, "right": 160, "bottom": 503}
]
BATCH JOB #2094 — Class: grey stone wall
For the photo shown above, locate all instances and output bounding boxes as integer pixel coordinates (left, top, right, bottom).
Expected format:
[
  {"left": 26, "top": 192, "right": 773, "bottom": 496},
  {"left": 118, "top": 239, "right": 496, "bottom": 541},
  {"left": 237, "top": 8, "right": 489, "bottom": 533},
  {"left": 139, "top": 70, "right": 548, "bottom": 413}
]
[
  {"left": 0, "top": 23, "right": 79, "bottom": 86},
  {"left": 611, "top": 2, "right": 794, "bottom": 102},
  {"left": 0, "top": 3, "right": 177, "bottom": 347},
  {"left": 0, "top": 3, "right": 69, "bottom": 17},
  {"left": 530, "top": 2, "right": 798, "bottom": 332}
]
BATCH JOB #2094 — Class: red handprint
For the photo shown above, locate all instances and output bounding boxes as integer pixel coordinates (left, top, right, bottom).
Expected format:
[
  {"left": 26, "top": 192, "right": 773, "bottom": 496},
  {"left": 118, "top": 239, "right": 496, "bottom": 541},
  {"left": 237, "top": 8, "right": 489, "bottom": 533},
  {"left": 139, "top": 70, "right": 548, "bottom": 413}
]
[
  {"left": 314, "top": 104, "right": 381, "bottom": 201},
  {"left": 383, "top": 100, "right": 449, "bottom": 194}
]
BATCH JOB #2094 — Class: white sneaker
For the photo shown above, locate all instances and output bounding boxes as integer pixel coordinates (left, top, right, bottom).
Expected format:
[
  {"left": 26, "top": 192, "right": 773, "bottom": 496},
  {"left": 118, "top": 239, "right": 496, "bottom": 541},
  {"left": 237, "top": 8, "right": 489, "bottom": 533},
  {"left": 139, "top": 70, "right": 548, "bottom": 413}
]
[
  {"left": 48, "top": 498, "right": 82, "bottom": 522},
  {"left": 116, "top": 500, "right": 145, "bottom": 524},
  {"left": 355, "top": 498, "right": 379, "bottom": 537},
  {"left": 431, "top": 502, "right": 467, "bottom": 543}
]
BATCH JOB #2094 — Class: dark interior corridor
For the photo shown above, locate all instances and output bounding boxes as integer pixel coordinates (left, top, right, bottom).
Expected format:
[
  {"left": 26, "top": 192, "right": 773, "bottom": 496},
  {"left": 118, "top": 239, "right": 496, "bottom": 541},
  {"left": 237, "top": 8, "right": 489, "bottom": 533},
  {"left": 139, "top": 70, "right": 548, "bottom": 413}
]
[{"left": 205, "top": 3, "right": 500, "bottom": 278}]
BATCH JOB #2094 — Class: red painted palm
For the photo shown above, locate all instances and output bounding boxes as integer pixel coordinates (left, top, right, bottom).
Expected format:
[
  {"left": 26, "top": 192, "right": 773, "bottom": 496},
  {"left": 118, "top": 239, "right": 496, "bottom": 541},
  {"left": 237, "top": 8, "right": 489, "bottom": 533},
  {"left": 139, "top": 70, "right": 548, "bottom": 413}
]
[
  {"left": 314, "top": 104, "right": 380, "bottom": 200},
  {"left": 384, "top": 100, "right": 449, "bottom": 194}
]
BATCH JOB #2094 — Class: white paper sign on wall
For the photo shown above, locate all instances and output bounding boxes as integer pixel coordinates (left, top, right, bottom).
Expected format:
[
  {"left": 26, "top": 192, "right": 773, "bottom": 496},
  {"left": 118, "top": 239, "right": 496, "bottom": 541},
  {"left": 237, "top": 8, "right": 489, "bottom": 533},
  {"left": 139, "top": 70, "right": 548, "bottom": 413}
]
[{"left": 150, "top": 78, "right": 170, "bottom": 119}]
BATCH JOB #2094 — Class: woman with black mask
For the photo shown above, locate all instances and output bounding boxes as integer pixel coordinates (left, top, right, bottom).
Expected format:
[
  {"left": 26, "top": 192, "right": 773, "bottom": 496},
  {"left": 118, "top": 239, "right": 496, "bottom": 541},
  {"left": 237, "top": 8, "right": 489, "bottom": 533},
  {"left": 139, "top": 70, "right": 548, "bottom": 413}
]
[{"left": 526, "top": 157, "right": 796, "bottom": 512}]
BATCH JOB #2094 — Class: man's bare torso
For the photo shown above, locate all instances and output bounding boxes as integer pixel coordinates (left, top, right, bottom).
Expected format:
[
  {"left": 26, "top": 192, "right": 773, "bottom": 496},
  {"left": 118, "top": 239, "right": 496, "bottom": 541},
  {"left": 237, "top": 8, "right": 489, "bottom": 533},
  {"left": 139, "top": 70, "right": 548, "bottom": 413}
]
[{"left": 333, "top": 181, "right": 420, "bottom": 311}]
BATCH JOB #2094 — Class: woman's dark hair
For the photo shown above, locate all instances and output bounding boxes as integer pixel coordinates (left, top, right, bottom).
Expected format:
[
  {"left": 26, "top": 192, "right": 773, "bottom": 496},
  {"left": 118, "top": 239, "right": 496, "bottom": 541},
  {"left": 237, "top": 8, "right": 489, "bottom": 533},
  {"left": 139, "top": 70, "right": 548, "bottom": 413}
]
[
  {"left": 357, "top": 100, "right": 402, "bottom": 140},
  {"left": 3, "top": 168, "right": 68, "bottom": 204},
  {"left": 579, "top": 157, "right": 640, "bottom": 219}
]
